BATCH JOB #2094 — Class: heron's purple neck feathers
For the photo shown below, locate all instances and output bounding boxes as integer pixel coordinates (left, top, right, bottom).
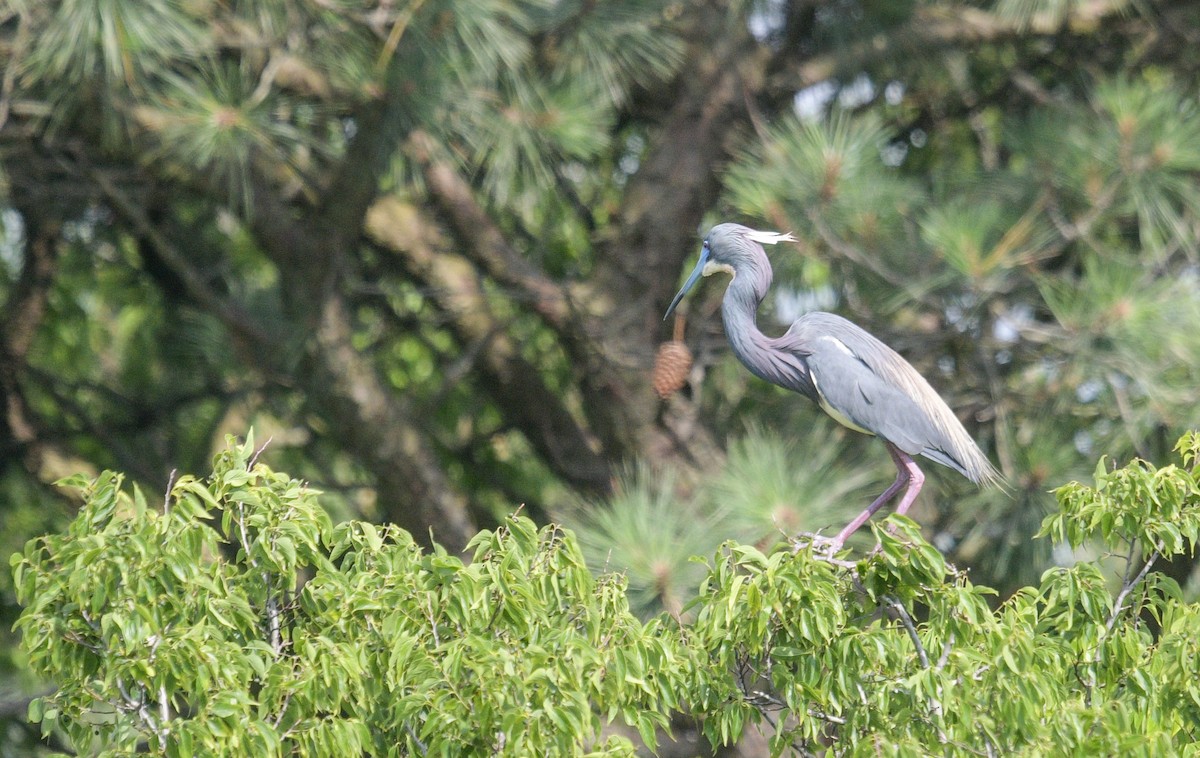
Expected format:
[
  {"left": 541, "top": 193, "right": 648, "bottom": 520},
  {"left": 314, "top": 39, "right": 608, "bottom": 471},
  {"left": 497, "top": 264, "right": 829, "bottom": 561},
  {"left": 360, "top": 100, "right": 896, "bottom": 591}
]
[{"left": 719, "top": 257, "right": 815, "bottom": 398}]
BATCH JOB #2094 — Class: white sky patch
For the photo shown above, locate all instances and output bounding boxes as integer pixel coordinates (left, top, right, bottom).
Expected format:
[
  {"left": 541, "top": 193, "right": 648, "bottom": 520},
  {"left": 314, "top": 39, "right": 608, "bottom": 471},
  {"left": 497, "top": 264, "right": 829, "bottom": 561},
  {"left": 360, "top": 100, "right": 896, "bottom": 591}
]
[
  {"left": 993, "top": 303, "right": 1033, "bottom": 344},
  {"left": 0, "top": 208, "right": 24, "bottom": 277},
  {"left": 773, "top": 284, "right": 839, "bottom": 326},
  {"left": 1076, "top": 378, "right": 1104, "bottom": 403},
  {"left": 884, "top": 80, "right": 905, "bottom": 105},
  {"left": 794, "top": 81, "right": 838, "bottom": 121},
  {"left": 881, "top": 142, "right": 908, "bottom": 167},
  {"left": 838, "top": 74, "right": 876, "bottom": 109},
  {"left": 747, "top": 0, "right": 786, "bottom": 41}
]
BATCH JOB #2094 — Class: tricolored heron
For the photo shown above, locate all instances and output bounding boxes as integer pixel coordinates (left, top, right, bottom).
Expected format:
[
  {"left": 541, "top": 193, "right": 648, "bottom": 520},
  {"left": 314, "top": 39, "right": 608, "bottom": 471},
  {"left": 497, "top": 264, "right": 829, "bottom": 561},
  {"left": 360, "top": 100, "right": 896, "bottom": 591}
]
[{"left": 664, "top": 223, "right": 1002, "bottom": 548}]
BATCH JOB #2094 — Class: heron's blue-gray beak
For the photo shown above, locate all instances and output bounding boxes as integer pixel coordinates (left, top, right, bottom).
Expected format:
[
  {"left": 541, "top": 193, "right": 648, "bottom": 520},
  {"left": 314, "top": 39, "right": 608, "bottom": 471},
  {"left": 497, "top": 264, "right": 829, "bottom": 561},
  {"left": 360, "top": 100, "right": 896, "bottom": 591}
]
[{"left": 663, "top": 247, "right": 709, "bottom": 320}]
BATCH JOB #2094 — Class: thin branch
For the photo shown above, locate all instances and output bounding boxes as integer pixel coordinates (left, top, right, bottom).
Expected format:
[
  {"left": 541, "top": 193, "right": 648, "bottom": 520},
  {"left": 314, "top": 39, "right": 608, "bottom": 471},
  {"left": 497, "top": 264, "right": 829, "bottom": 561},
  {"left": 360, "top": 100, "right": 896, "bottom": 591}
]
[
  {"left": 807, "top": 708, "right": 846, "bottom": 726},
  {"left": 249, "top": 436, "right": 274, "bottom": 469},
  {"left": 363, "top": 203, "right": 612, "bottom": 494},
  {"left": 164, "top": 469, "right": 176, "bottom": 514},
  {"left": 1106, "top": 542, "right": 1162, "bottom": 635},
  {"left": 158, "top": 684, "right": 169, "bottom": 728},
  {"left": 0, "top": 6, "right": 30, "bottom": 132},
  {"left": 406, "top": 130, "right": 576, "bottom": 332},
  {"left": 884, "top": 594, "right": 930, "bottom": 670},
  {"left": 424, "top": 595, "right": 440, "bottom": 648},
  {"left": 1045, "top": 176, "right": 1123, "bottom": 251},
  {"left": 936, "top": 632, "right": 955, "bottom": 671},
  {"left": 805, "top": 209, "right": 939, "bottom": 309},
  {"left": 405, "top": 722, "right": 429, "bottom": 755},
  {"left": 82, "top": 159, "right": 279, "bottom": 354},
  {"left": 116, "top": 677, "right": 167, "bottom": 745},
  {"left": 772, "top": 2, "right": 1133, "bottom": 91},
  {"left": 375, "top": 0, "right": 429, "bottom": 74},
  {"left": 270, "top": 691, "right": 293, "bottom": 730},
  {"left": 1, "top": 205, "right": 59, "bottom": 462}
]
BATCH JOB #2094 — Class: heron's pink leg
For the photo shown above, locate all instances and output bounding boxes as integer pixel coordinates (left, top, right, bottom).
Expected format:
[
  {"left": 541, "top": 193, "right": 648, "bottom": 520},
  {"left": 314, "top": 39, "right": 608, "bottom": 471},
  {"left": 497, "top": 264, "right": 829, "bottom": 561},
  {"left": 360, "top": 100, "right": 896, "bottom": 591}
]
[
  {"left": 832, "top": 442, "right": 924, "bottom": 546},
  {"left": 888, "top": 446, "right": 925, "bottom": 520}
]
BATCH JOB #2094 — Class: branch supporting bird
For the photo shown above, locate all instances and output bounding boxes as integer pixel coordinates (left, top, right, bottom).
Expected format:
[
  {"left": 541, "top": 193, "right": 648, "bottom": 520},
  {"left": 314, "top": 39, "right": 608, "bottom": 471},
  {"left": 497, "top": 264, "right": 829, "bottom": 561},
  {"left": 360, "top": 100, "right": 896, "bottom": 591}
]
[{"left": 664, "top": 223, "right": 1003, "bottom": 549}]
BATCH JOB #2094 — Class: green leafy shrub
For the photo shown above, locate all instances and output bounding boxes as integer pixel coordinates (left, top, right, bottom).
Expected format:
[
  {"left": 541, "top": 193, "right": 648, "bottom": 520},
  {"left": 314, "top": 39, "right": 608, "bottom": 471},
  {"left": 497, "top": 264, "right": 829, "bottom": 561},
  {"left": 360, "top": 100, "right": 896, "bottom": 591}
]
[
  {"left": 13, "top": 433, "right": 1200, "bottom": 755},
  {"left": 12, "top": 436, "right": 684, "bottom": 756}
]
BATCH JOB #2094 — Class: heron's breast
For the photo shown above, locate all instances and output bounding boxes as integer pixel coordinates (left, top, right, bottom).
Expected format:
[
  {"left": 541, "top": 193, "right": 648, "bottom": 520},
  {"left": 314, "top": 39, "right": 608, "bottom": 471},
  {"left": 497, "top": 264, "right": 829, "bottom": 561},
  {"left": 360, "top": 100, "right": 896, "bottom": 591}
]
[{"left": 810, "top": 371, "right": 875, "bottom": 436}]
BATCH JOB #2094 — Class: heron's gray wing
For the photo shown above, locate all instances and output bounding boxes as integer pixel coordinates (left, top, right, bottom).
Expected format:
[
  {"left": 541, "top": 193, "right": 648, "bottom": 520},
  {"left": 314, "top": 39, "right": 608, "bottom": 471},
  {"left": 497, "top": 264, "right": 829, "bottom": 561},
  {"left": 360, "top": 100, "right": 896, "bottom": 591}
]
[
  {"left": 801, "top": 335, "right": 954, "bottom": 462},
  {"left": 774, "top": 312, "right": 1001, "bottom": 485}
]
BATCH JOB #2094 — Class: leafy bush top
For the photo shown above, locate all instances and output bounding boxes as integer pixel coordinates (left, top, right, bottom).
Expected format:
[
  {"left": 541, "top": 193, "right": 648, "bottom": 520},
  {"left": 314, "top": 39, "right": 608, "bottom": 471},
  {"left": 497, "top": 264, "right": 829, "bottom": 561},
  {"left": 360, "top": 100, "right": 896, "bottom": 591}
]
[{"left": 13, "top": 433, "right": 1200, "bottom": 756}]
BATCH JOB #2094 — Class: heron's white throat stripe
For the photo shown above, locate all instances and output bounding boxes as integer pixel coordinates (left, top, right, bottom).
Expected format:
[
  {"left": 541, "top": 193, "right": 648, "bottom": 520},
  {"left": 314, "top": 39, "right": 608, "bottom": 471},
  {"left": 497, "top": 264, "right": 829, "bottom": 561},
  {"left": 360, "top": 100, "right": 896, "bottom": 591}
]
[{"left": 702, "top": 261, "right": 736, "bottom": 278}]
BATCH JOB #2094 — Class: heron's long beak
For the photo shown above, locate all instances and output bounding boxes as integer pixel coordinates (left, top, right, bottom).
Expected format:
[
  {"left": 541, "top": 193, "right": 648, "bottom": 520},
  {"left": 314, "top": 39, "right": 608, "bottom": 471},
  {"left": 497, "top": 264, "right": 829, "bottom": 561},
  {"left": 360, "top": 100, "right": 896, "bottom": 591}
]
[{"left": 663, "top": 247, "right": 709, "bottom": 320}]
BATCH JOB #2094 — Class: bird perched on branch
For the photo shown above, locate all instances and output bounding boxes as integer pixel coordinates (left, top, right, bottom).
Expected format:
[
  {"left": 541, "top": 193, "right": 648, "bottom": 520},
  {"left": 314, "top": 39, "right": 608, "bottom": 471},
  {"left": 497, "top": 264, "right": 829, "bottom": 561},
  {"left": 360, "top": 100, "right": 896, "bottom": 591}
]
[{"left": 664, "top": 223, "right": 1003, "bottom": 548}]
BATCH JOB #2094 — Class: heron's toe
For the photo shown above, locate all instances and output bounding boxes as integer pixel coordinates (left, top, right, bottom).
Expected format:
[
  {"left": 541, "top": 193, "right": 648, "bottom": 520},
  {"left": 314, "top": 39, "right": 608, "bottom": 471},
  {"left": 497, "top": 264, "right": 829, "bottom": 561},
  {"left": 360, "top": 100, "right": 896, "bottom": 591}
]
[{"left": 791, "top": 532, "right": 844, "bottom": 557}]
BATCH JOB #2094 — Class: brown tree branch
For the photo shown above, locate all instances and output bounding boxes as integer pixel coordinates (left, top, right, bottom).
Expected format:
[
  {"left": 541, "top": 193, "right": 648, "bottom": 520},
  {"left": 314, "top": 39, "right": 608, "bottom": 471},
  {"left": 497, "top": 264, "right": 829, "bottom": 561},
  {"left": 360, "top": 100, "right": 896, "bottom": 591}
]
[
  {"left": 93, "top": 158, "right": 478, "bottom": 551},
  {"left": 318, "top": 91, "right": 409, "bottom": 246},
  {"left": 88, "top": 165, "right": 281, "bottom": 358},
  {"left": 601, "top": 11, "right": 763, "bottom": 323},
  {"left": 775, "top": 2, "right": 1136, "bottom": 90},
  {"left": 406, "top": 130, "right": 576, "bottom": 332},
  {"left": 404, "top": 129, "right": 661, "bottom": 462},
  {"left": 0, "top": 210, "right": 58, "bottom": 460},
  {"left": 571, "top": 3, "right": 765, "bottom": 459},
  {"left": 298, "top": 294, "right": 477, "bottom": 552},
  {"left": 365, "top": 196, "right": 613, "bottom": 496}
]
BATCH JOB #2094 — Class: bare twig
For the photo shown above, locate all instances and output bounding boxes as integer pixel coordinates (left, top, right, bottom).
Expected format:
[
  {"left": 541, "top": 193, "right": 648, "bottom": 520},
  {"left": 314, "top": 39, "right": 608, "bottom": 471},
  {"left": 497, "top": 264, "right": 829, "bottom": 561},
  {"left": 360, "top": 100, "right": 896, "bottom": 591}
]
[
  {"left": 248, "top": 436, "right": 274, "bottom": 469},
  {"left": 375, "top": 0, "right": 428, "bottom": 74},
  {"left": 406, "top": 131, "right": 576, "bottom": 331},
  {"left": 807, "top": 708, "right": 846, "bottom": 726},
  {"left": 271, "top": 691, "right": 293, "bottom": 730},
  {"left": 936, "top": 632, "right": 955, "bottom": 671},
  {"left": 884, "top": 594, "right": 930, "bottom": 670},
  {"left": 1106, "top": 541, "right": 1162, "bottom": 635},
  {"left": 159, "top": 684, "right": 169, "bottom": 727},
  {"left": 1045, "top": 176, "right": 1122, "bottom": 248},
  {"left": 117, "top": 677, "right": 167, "bottom": 744},
  {"left": 247, "top": 53, "right": 285, "bottom": 107},
  {"left": 806, "top": 210, "right": 910, "bottom": 292},
  {"left": 405, "top": 722, "right": 429, "bottom": 755},
  {"left": 164, "top": 469, "right": 177, "bottom": 514}
]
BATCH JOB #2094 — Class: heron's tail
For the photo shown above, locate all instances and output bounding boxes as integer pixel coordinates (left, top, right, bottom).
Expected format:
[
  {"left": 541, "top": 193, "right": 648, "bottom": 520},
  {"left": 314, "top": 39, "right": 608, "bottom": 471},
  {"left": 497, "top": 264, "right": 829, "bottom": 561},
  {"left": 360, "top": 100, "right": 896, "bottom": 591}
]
[{"left": 921, "top": 443, "right": 1007, "bottom": 492}]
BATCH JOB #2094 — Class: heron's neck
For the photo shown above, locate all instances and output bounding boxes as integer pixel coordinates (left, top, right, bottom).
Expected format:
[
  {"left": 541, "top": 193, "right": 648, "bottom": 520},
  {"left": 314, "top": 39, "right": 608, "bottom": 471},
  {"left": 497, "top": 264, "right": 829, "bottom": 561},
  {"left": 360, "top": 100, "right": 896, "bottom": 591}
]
[{"left": 720, "top": 264, "right": 778, "bottom": 380}]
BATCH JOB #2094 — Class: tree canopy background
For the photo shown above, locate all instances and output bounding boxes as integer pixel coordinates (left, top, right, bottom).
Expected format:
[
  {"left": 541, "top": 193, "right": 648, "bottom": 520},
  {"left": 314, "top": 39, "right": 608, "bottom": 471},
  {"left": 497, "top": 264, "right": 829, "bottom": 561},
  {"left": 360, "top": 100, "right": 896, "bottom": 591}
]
[{"left": 2, "top": 0, "right": 1200, "bottom": 752}]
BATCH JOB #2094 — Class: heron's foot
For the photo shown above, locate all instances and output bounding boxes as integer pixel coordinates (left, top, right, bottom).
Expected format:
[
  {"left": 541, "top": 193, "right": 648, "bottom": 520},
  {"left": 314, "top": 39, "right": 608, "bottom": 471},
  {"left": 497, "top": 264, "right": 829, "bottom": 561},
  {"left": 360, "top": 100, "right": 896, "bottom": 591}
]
[{"left": 791, "top": 532, "right": 844, "bottom": 557}]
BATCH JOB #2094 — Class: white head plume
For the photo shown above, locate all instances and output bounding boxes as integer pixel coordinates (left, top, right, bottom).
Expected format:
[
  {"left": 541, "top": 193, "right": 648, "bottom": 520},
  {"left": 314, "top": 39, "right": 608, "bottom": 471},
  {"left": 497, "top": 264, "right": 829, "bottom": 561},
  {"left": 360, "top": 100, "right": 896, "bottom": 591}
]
[{"left": 744, "top": 229, "right": 796, "bottom": 245}]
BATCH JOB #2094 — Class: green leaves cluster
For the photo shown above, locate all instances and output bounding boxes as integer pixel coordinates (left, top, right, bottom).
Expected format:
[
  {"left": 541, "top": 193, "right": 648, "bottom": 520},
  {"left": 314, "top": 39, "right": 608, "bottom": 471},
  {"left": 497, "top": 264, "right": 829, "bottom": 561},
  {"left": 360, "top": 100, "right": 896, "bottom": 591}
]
[
  {"left": 12, "top": 435, "right": 686, "bottom": 756},
  {"left": 1046, "top": 431, "right": 1200, "bottom": 557},
  {"left": 13, "top": 433, "right": 1200, "bottom": 755},
  {"left": 690, "top": 432, "right": 1200, "bottom": 754}
]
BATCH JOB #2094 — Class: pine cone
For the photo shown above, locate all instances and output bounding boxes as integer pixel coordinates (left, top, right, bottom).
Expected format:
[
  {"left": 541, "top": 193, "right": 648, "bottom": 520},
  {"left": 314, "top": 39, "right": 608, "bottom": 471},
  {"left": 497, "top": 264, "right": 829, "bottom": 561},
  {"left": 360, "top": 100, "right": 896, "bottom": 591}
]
[{"left": 652, "top": 341, "right": 693, "bottom": 399}]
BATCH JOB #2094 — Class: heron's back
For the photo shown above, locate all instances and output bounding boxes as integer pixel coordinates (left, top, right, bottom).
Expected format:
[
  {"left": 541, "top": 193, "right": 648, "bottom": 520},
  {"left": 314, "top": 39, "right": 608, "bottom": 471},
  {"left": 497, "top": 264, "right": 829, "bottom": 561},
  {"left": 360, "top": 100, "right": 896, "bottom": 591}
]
[{"left": 781, "top": 312, "right": 1002, "bottom": 487}]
